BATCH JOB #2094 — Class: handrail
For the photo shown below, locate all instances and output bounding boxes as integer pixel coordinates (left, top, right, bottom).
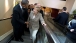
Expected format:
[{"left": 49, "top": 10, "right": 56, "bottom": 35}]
[
  {"left": 47, "top": 18, "right": 73, "bottom": 43},
  {"left": 48, "top": 18, "right": 70, "bottom": 34},
  {"left": 35, "top": 23, "right": 61, "bottom": 43},
  {"left": 35, "top": 24, "right": 49, "bottom": 43},
  {"left": 43, "top": 25, "right": 53, "bottom": 43},
  {"left": 54, "top": 22, "right": 70, "bottom": 34},
  {"left": 48, "top": 18, "right": 64, "bottom": 27},
  {"left": 0, "top": 17, "right": 11, "bottom": 21},
  {"left": 0, "top": 5, "right": 13, "bottom": 21},
  {"left": 43, "top": 25, "right": 60, "bottom": 43},
  {"left": 6, "top": 35, "right": 14, "bottom": 43},
  {"left": 55, "top": 22, "right": 70, "bottom": 31}
]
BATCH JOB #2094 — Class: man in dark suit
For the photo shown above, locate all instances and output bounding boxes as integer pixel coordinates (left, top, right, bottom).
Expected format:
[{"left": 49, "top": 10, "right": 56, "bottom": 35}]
[
  {"left": 23, "top": 8, "right": 29, "bottom": 32},
  {"left": 54, "top": 7, "right": 69, "bottom": 26},
  {"left": 40, "top": 9, "right": 44, "bottom": 18},
  {"left": 11, "top": 0, "right": 29, "bottom": 42}
]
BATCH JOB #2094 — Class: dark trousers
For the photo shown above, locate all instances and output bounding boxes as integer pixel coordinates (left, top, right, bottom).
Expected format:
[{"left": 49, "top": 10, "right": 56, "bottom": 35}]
[
  {"left": 13, "top": 26, "right": 23, "bottom": 40},
  {"left": 23, "top": 24, "right": 30, "bottom": 32}
]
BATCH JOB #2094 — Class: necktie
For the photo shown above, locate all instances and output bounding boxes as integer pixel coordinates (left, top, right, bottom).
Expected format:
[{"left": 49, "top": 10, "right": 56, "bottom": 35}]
[
  {"left": 22, "top": 9, "right": 24, "bottom": 13},
  {"left": 22, "top": 8, "right": 25, "bottom": 13}
]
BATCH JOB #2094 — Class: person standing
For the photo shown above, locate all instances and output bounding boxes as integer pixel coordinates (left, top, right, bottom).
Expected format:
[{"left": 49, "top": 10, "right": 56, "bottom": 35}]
[
  {"left": 34, "top": 3, "right": 44, "bottom": 18},
  {"left": 28, "top": 6, "right": 46, "bottom": 43},
  {"left": 11, "top": 0, "right": 29, "bottom": 42},
  {"left": 23, "top": 5, "right": 29, "bottom": 33},
  {"left": 67, "top": 14, "right": 76, "bottom": 43},
  {"left": 54, "top": 7, "right": 69, "bottom": 26}
]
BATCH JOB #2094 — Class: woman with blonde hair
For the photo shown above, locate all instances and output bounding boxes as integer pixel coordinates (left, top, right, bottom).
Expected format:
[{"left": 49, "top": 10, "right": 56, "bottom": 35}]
[{"left": 28, "top": 5, "right": 46, "bottom": 43}]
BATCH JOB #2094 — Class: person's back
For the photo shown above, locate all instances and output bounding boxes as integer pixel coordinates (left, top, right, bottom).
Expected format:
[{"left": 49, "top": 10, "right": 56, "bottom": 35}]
[
  {"left": 57, "top": 12, "right": 69, "bottom": 25},
  {"left": 68, "top": 14, "right": 76, "bottom": 28},
  {"left": 67, "top": 15, "right": 76, "bottom": 43},
  {"left": 54, "top": 7, "right": 69, "bottom": 26},
  {"left": 71, "top": 19, "right": 76, "bottom": 23}
]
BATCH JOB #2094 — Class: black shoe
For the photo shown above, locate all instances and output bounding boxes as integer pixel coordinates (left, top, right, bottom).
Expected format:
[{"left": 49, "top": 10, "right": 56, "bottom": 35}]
[{"left": 19, "top": 38, "right": 24, "bottom": 42}]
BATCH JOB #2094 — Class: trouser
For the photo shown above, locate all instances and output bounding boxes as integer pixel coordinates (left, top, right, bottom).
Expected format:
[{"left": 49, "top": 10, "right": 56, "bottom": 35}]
[
  {"left": 13, "top": 26, "right": 23, "bottom": 41},
  {"left": 29, "top": 29, "right": 38, "bottom": 43},
  {"left": 24, "top": 24, "right": 30, "bottom": 32}
]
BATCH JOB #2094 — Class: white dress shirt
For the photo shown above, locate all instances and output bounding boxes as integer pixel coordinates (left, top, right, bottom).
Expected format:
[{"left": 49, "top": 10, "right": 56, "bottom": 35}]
[
  {"left": 19, "top": 3, "right": 22, "bottom": 9},
  {"left": 33, "top": 15, "right": 35, "bottom": 19}
]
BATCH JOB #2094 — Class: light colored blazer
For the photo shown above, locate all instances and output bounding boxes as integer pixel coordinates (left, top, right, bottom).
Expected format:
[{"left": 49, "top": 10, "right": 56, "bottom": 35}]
[{"left": 28, "top": 11, "right": 45, "bottom": 30}]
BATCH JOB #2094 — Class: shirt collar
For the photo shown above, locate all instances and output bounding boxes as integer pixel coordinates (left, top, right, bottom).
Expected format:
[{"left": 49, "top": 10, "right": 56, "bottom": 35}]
[
  {"left": 19, "top": 3, "right": 22, "bottom": 9},
  {"left": 63, "top": 11, "right": 67, "bottom": 13}
]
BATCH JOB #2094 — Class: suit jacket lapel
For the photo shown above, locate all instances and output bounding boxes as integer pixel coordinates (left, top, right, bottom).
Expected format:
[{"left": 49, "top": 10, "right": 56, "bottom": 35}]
[{"left": 17, "top": 4, "right": 23, "bottom": 16}]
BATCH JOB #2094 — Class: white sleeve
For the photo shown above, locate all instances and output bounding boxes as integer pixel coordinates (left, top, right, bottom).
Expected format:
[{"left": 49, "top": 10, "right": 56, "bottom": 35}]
[{"left": 68, "top": 21, "right": 72, "bottom": 27}]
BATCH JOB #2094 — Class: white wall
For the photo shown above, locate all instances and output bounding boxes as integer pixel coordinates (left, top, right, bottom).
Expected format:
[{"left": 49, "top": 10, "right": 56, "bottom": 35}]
[
  {"left": 16, "top": 0, "right": 38, "bottom": 4},
  {"left": 70, "top": 0, "right": 76, "bottom": 14},
  {"left": 0, "top": 0, "right": 15, "bottom": 19},
  {"left": 65, "top": 0, "right": 75, "bottom": 13},
  {"left": 28, "top": 0, "right": 66, "bottom": 9},
  {"left": 0, "top": 0, "right": 14, "bottom": 41},
  {"left": 39, "top": 0, "right": 66, "bottom": 9},
  {"left": 28, "top": 0, "right": 38, "bottom": 4},
  {"left": 0, "top": 0, "right": 5, "bottom": 19},
  {"left": 28, "top": 0, "right": 76, "bottom": 13},
  {"left": 12, "top": 0, "right": 75, "bottom": 14},
  {"left": 16, "top": 0, "right": 66, "bottom": 9}
]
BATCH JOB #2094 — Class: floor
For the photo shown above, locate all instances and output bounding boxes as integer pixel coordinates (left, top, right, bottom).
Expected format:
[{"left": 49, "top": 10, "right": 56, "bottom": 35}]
[{"left": 10, "top": 32, "right": 32, "bottom": 43}]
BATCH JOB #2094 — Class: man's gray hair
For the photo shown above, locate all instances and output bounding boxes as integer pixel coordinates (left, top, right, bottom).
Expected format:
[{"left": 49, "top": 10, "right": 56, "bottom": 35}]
[{"left": 21, "top": 0, "right": 29, "bottom": 4}]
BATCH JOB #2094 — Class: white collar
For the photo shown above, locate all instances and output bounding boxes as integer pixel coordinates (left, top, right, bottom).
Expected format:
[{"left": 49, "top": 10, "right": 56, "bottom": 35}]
[
  {"left": 19, "top": 3, "right": 22, "bottom": 9},
  {"left": 63, "top": 11, "right": 67, "bottom": 12}
]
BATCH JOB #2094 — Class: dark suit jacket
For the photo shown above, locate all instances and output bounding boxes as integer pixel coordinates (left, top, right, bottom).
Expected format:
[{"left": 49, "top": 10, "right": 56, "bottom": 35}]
[
  {"left": 54, "top": 12, "right": 69, "bottom": 26},
  {"left": 11, "top": 4, "right": 27, "bottom": 28},
  {"left": 40, "top": 10, "right": 44, "bottom": 18},
  {"left": 23, "top": 8, "right": 29, "bottom": 22}
]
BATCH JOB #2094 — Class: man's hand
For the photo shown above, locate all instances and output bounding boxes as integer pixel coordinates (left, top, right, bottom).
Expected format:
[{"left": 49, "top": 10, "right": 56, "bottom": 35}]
[
  {"left": 25, "top": 22, "right": 29, "bottom": 28},
  {"left": 25, "top": 22, "right": 29, "bottom": 24},
  {"left": 27, "top": 25, "right": 29, "bottom": 28},
  {"left": 70, "top": 29, "right": 74, "bottom": 32}
]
